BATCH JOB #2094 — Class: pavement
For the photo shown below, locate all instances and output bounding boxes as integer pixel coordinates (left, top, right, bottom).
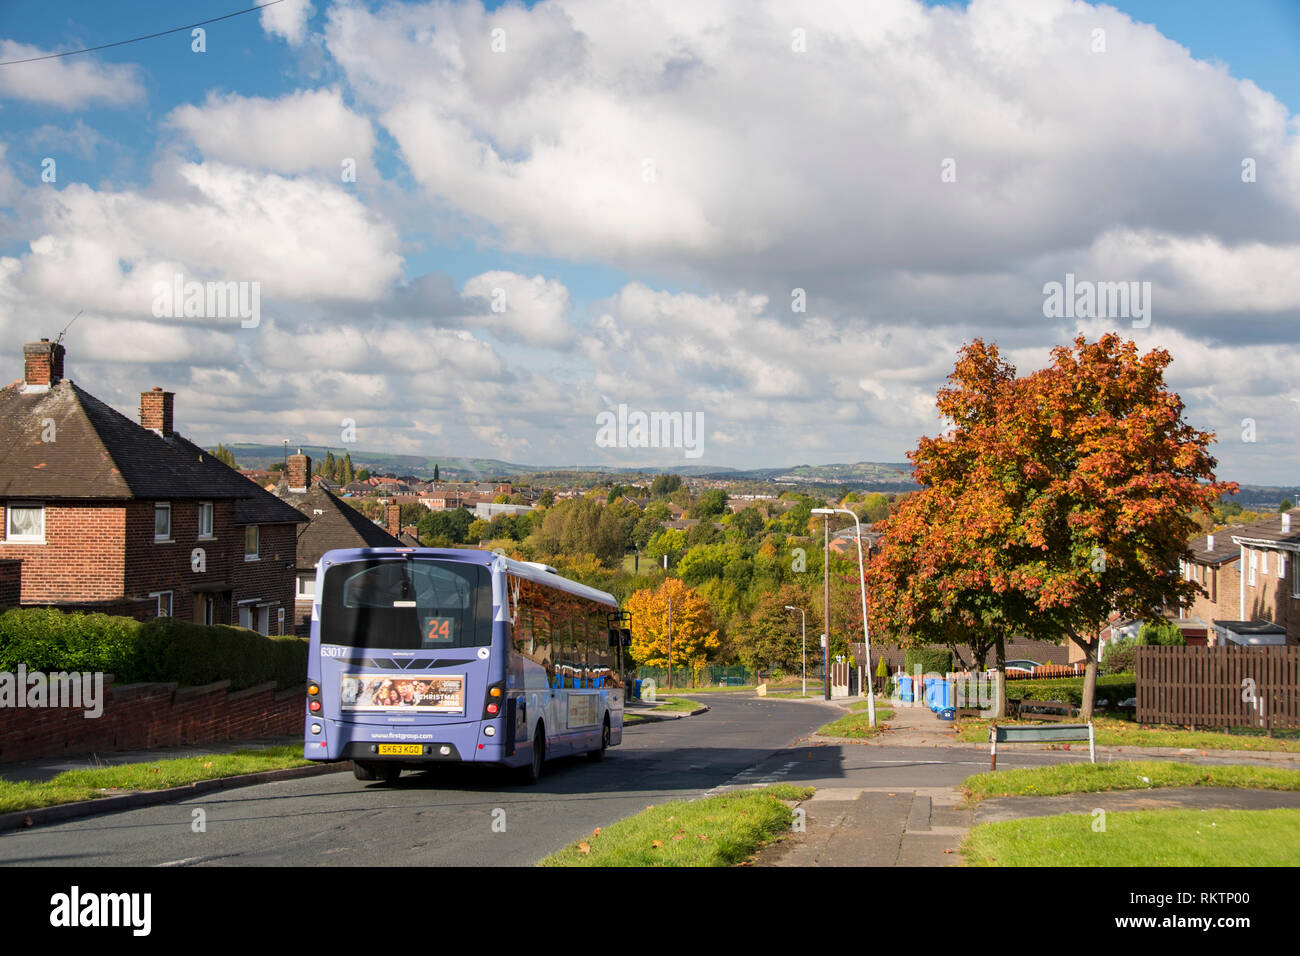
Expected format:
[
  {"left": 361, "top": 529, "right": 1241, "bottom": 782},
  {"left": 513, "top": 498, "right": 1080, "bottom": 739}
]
[{"left": 737, "top": 694, "right": 1300, "bottom": 867}]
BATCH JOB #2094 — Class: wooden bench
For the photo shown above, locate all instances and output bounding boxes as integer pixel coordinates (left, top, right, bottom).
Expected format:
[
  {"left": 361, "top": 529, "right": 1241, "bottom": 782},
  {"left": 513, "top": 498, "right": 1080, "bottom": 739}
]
[
  {"left": 1013, "top": 698, "right": 1075, "bottom": 721},
  {"left": 989, "top": 722, "right": 1095, "bottom": 770}
]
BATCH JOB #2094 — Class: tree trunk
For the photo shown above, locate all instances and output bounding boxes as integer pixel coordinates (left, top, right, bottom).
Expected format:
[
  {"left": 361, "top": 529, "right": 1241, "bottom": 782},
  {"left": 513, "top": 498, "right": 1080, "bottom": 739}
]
[
  {"left": 993, "top": 631, "right": 1007, "bottom": 718},
  {"left": 1073, "top": 630, "right": 1100, "bottom": 720}
]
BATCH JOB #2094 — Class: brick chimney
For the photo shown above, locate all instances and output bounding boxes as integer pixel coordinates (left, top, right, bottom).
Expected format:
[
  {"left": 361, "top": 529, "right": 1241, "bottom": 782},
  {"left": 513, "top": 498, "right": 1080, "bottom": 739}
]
[
  {"left": 287, "top": 450, "right": 311, "bottom": 494},
  {"left": 1207, "top": 534, "right": 1215, "bottom": 551},
  {"left": 23, "top": 339, "right": 65, "bottom": 391},
  {"left": 386, "top": 504, "right": 401, "bottom": 538},
  {"left": 1283, "top": 513, "right": 1292, "bottom": 533},
  {"left": 139, "top": 387, "right": 174, "bottom": 437}
]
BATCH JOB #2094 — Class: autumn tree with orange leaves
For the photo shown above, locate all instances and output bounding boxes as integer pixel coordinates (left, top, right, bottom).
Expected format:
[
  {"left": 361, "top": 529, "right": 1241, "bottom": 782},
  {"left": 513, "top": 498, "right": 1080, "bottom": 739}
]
[{"left": 867, "top": 334, "right": 1234, "bottom": 718}]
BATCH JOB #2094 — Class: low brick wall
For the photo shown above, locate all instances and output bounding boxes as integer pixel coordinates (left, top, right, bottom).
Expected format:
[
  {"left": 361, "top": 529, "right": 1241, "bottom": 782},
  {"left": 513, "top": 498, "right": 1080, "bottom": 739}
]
[{"left": 0, "top": 678, "right": 305, "bottom": 764}]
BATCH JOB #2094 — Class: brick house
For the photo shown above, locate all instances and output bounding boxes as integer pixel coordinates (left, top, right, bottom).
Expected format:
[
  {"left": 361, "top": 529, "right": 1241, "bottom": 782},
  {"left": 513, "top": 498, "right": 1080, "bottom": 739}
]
[
  {"left": 269, "top": 452, "right": 400, "bottom": 636},
  {"left": 1175, "top": 514, "right": 1299, "bottom": 646},
  {"left": 0, "top": 339, "right": 305, "bottom": 632}
]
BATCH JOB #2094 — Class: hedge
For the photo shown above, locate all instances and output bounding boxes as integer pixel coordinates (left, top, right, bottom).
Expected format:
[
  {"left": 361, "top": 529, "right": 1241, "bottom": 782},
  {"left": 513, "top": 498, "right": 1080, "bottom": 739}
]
[
  {"left": 1004, "top": 674, "right": 1137, "bottom": 707},
  {"left": 904, "top": 647, "right": 954, "bottom": 675},
  {"left": 0, "top": 608, "right": 307, "bottom": 690}
]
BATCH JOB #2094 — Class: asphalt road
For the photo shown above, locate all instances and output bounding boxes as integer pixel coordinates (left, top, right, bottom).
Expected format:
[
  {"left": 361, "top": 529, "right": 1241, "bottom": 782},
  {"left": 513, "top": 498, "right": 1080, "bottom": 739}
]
[{"left": 0, "top": 694, "right": 839, "bottom": 867}]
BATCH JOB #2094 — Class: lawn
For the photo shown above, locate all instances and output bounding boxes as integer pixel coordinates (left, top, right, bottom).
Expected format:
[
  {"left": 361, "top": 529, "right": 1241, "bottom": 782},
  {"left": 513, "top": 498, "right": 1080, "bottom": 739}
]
[
  {"left": 539, "top": 784, "right": 814, "bottom": 867},
  {"left": 962, "top": 808, "right": 1300, "bottom": 866},
  {"left": 962, "top": 761, "right": 1300, "bottom": 802},
  {"left": 815, "top": 707, "right": 895, "bottom": 738},
  {"left": 955, "top": 715, "right": 1300, "bottom": 753},
  {"left": 0, "top": 745, "right": 312, "bottom": 814}
]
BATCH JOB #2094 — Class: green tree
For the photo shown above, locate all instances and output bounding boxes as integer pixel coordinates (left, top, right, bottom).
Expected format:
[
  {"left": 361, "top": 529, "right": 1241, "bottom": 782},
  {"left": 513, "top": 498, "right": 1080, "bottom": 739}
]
[
  {"left": 209, "top": 443, "right": 238, "bottom": 468},
  {"left": 650, "top": 474, "right": 683, "bottom": 498},
  {"left": 688, "top": 489, "right": 730, "bottom": 519},
  {"left": 341, "top": 453, "right": 355, "bottom": 485}
]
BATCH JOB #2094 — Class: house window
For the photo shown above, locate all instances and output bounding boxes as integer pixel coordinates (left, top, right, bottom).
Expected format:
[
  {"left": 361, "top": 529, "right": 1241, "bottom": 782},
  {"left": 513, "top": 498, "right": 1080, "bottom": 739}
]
[
  {"left": 1248, "top": 550, "right": 1257, "bottom": 586},
  {"left": 5, "top": 503, "right": 44, "bottom": 543},
  {"left": 1277, "top": 552, "right": 1286, "bottom": 578},
  {"left": 244, "top": 525, "right": 259, "bottom": 561},
  {"left": 296, "top": 574, "right": 315, "bottom": 599},
  {"left": 150, "top": 591, "right": 173, "bottom": 618},
  {"left": 1292, "top": 557, "right": 1300, "bottom": 599},
  {"left": 155, "top": 502, "right": 172, "bottom": 542},
  {"left": 198, "top": 502, "right": 214, "bottom": 539}
]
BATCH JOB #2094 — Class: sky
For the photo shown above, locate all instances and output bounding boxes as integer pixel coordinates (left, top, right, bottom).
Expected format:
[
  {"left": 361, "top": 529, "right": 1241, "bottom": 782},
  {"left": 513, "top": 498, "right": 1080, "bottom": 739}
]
[{"left": 0, "top": 0, "right": 1297, "bottom": 481}]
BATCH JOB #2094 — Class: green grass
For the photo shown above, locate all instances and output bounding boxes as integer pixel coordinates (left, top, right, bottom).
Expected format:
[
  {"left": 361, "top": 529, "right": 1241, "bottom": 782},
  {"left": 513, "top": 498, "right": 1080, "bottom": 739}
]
[
  {"left": 0, "top": 745, "right": 311, "bottom": 814},
  {"left": 651, "top": 683, "right": 757, "bottom": 694},
  {"left": 654, "top": 697, "right": 703, "bottom": 713},
  {"left": 962, "top": 808, "right": 1300, "bottom": 866},
  {"left": 815, "top": 708, "right": 895, "bottom": 738},
  {"left": 954, "top": 715, "right": 1300, "bottom": 753},
  {"left": 539, "top": 785, "right": 814, "bottom": 867},
  {"left": 962, "top": 761, "right": 1300, "bottom": 803}
]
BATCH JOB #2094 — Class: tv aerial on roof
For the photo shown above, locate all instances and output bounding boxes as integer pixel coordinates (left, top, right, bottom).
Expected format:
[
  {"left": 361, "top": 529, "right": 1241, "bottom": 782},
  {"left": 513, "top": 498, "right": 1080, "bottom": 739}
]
[{"left": 54, "top": 310, "right": 83, "bottom": 349}]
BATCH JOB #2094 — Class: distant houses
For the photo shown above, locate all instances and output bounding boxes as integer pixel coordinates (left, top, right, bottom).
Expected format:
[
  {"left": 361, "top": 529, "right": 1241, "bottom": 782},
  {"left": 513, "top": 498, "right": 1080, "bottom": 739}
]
[
  {"left": 1178, "top": 513, "right": 1300, "bottom": 646},
  {"left": 0, "top": 339, "right": 304, "bottom": 631},
  {"left": 267, "top": 452, "right": 400, "bottom": 636}
]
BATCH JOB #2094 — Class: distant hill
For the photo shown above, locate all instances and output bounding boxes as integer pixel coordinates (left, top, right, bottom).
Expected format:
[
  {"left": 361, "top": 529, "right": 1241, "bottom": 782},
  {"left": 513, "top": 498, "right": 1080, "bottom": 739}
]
[{"left": 223, "top": 444, "right": 1284, "bottom": 500}]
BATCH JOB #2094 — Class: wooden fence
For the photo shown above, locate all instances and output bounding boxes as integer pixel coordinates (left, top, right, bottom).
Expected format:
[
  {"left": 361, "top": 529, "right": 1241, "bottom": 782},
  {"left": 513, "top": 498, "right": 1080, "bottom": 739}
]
[{"left": 1136, "top": 646, "right": 1300, "bottom": 730}]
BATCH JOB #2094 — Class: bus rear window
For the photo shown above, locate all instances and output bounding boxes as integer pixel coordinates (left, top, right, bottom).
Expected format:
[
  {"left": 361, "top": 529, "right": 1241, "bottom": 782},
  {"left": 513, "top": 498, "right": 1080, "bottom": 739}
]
[{"left": 321, "top": 559, "right": 492, "bottom": 650}]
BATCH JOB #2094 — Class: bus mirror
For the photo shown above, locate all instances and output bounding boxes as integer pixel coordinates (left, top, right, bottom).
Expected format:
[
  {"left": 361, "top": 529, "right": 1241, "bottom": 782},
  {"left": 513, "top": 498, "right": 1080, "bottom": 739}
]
[
  {"left": 621, "top": 628, "right": 632, "bottom": 647},
  {"left": 608, "top": 628, "right": 621, "bottom": 648}
]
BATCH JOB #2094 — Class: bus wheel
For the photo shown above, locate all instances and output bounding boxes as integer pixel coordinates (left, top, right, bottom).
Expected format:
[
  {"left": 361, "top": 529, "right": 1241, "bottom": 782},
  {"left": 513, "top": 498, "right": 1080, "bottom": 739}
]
[
  {"left": 520, "top": 725, "right": 545, "bottom": 785},
  {"left": 354, "top": 761, "right": 400, "bottom": 784},
  {"left": 588, "top": 716, "right": 610, "bottom": 760}
]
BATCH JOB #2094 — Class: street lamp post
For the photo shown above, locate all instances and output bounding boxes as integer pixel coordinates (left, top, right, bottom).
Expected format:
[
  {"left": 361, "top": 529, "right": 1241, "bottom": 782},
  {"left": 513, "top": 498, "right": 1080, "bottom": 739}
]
[
  {"left": 784, "top": 605, "right": 806, "bottom": 697},
  {"left": 812, "top": 507, "right": 877, "bottom": 727}
]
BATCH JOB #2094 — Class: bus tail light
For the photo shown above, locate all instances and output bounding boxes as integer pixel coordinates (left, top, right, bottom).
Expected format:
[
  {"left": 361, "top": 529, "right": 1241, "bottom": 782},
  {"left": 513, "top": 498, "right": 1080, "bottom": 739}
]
[
  {"left": 307, "top": 679, "right": 322, "bottom": 716},
  {"left": 482, "top": 681, "right": 505, "bottom": 720}
]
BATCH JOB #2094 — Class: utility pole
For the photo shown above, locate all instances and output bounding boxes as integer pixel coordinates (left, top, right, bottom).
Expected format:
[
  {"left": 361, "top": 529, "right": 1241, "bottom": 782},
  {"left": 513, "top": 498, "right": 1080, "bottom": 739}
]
[{"left": 823, "top": 515, "right": 830, "bottom": 700}]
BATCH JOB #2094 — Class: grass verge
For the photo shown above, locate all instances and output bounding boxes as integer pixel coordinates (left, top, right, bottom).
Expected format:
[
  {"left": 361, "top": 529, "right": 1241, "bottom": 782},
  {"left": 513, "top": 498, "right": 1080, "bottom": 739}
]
[
  {"left": 539, "top": 784, "right": 814, "bottom": 867},
  {"left": 0, "top": 745, "right": 311, "bottom": 814},
  {"left": 961, "top": 808, "right": 1300, "bottom": 866},
  {"left": 954, "top": 716, "right": 1300, "bottom": 753},
  {"left": 961, "top": 761, "right": 1300, "bottom": 803},
  {"left": 815, "top": 708, "right": 895, "bottom": 738}
]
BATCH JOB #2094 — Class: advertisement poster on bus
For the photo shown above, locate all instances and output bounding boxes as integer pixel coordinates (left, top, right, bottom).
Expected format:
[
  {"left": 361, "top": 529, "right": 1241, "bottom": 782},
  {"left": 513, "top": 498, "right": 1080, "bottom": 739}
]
[{"left": 341, "top": 675, "right": 465, "bottom": 713}]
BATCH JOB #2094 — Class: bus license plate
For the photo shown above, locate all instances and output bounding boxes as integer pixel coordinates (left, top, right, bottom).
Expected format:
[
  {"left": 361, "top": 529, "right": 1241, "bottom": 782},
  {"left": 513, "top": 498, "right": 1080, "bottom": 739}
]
[{"left": 377, "top": 744, "right": 423, "bottom": 755}]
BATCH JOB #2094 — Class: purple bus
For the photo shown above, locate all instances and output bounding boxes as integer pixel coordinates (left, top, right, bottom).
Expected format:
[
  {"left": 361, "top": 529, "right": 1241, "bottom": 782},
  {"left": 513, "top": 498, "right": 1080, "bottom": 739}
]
[{"left": 304, "top": 547, "right": 631, "bottom": 784}]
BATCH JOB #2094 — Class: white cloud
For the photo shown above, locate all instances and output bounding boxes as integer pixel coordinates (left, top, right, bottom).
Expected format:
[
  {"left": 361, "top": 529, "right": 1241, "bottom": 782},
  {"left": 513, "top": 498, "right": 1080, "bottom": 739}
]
[
  {"left": 10, "top": 159, "right": 402, "bottom": 317},
  {"left": 261, "top": 0, "right": 316, "bottom": 46},
  {"left": 461, "top": 271, "right": 575, "bottom": 347},
  {"left": 166, "top": 88, "right": 374, "bottom": 176},
  {"left": 324, "top": 0, "right": 1300, "bottom": 311},
  {"left": 0, "top": 41, "right": 144, "bottom": 108}
]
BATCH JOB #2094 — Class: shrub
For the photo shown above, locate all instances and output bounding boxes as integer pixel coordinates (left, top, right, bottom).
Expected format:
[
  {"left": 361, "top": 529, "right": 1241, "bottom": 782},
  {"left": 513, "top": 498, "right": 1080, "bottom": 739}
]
[
  {"left": 0, "top": 608, "right": 141, "bottom": 676},
  {"left": 904, "top": 646, "right": 953, "bottom": 676},
  {"left": 1006, "top": 675, "right": 1136, "bottom": 707},
  {"left": 1102, "top": 637, "right": 1139, "bottom": 675},
  {"left": 0, "top": 608, "right": 306, "bottom": 689},
  {"left": 1137, "top": 619, "right": 1185, "bottom": 646}
]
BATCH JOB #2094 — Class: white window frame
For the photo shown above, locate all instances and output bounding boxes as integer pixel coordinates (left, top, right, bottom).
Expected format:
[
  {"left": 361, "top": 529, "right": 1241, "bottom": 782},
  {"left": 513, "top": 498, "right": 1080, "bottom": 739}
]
[
  {"left": 244, "top": 524, "right": 260, "bottom": 561},
  {"left": 154, "top": 502, "right": 172, "bottom": 543},
  {"left": 1248, "top": 550, "right": 1257, "bottom": 586},
  {"left": 1277, "top": 551, "right": 1285, "bottom": 578},
  {"left": 198, "top": 501, "right": 214, "bottom": 540},
  {"left": 5, "top": 502, "right": 45, "bottom": 543},
  {"left": 1292, "top": 556, "right": 1300, "bottom": 600},
  {"left": 296, "top": 574, "right": 315, "bottom": 599},
  {"left": 150, "top": 590, "right": 173, "bottom": 618}
]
